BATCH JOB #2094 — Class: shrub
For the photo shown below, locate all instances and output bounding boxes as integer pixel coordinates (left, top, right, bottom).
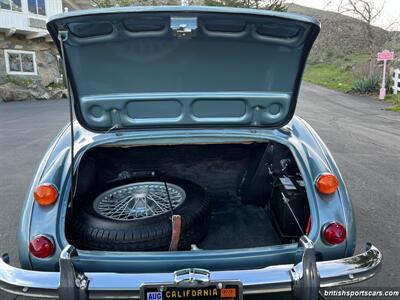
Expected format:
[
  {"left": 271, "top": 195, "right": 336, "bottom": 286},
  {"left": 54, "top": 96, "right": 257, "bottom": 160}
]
[{"left": 351, "top": 75, "right": 380, "bottom": 94}]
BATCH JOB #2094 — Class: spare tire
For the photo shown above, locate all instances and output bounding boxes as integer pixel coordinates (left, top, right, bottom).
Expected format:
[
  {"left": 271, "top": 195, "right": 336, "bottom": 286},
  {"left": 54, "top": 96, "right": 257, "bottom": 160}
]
[{"left": 69, "top": 177, "right": 210, "bottom": 251}]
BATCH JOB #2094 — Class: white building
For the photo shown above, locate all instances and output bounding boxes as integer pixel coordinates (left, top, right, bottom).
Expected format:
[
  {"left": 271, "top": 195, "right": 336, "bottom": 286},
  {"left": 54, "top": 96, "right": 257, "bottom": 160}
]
[
  {"left": 0, "top": 0, "right": 65, "bottom": 100},
  {"left": 0, "top": 0, "right": 63, "bottom": 40},
  {"left": 0, "top": 0, "right": 141, "bottom": 101}
]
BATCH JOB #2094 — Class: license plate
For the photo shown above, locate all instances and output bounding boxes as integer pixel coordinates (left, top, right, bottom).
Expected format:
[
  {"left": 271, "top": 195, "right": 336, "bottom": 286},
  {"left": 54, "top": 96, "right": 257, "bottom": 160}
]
[{"left": 141, "top": 281, "right": 242, "bottom": 300}]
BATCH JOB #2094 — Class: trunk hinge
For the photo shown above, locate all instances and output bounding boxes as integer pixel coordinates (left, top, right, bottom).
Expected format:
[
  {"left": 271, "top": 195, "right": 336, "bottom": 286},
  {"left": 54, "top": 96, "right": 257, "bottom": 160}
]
[{"left": 58, "top": 30, "right": 76, "bottom": 211}]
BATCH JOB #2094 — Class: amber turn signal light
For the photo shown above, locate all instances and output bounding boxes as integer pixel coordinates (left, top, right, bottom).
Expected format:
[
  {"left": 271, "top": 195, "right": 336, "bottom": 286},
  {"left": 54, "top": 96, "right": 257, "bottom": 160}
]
[
  {"left": 316, "top": 173, "right": 339, "bottom": 195},
  {"left": 34, "top": 183, "right": 58, "bottom": 206}
]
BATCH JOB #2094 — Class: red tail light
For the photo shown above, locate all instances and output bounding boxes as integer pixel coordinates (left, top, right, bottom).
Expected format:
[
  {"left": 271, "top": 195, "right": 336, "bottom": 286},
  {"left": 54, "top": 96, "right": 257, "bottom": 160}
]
[
  {"left": 29, "top": 235, "right": 55, "bottom": 258},
  {"left": 322, "top": 222, "right": 346, "bottom": 245},
  {"left": 316, "top": 173, "right": 339, "bottom": 195},
  {"left": 34, "top": 183, "right": 58, "bottom": 206}
]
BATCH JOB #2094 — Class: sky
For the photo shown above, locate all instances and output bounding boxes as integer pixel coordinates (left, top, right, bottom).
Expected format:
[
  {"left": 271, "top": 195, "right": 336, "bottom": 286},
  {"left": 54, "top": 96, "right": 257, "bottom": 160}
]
[{"left": 291, "top": 0, "right": 400, "bottom": 30}]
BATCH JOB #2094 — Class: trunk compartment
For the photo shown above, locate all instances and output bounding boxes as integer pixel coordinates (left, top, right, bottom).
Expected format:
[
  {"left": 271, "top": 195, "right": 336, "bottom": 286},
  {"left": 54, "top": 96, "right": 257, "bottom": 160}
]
[{"left": 67, "top": 142, "right": 310, "bottom": 251}]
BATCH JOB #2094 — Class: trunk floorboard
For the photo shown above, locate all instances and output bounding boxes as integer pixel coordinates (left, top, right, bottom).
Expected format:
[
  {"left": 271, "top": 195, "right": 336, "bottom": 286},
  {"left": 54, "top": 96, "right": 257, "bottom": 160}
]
[{"left": 199, "top": 197, "right": 281, "bottom": 250}]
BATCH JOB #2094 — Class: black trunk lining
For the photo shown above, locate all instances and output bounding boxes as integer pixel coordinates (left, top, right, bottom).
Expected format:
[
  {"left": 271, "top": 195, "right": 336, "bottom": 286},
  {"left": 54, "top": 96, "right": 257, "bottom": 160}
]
[
  {"left": 71, "top": 143, "right": 306, "bottom": 250},
  {"left": 75, "top": 143, "right": 267, "bottom": 200},
  {"left": 199, "top": 196, "right": 281, "bottom": 249}
]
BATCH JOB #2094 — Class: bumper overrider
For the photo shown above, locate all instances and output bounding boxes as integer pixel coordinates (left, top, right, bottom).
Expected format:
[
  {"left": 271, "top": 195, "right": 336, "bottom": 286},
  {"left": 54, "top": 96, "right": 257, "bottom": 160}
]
[{"left": 0, "top": 236, "right": 381, "bottom": 300}]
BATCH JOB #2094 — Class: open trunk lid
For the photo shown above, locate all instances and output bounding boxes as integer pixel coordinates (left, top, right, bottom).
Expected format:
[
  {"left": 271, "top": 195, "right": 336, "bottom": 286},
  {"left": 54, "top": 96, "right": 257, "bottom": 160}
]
[{"left": 47, "top": 6, "right": 320, "bottom": 132}]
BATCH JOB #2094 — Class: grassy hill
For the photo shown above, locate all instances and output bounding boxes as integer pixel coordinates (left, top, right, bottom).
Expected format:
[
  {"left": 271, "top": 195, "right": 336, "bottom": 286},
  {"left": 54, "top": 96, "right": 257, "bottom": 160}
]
[
  {"left": 286, "top": 4, "right": 400, "bottom": 111},
  {"left": 287, "top": 4, "right": 393, "bottom": 63}
]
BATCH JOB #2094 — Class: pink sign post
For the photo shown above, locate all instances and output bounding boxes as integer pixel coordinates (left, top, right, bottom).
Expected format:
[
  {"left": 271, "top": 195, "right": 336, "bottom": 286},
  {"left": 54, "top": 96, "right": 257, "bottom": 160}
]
[{"left": 377, "top": 50, "right": 395, "bottom": 100}]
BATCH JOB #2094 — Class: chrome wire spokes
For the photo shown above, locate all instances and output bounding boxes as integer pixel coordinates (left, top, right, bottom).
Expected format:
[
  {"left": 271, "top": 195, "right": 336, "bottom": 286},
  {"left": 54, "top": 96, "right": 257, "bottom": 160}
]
[{"left": 93, "top": 182, "right": 186, "bottom": 221}]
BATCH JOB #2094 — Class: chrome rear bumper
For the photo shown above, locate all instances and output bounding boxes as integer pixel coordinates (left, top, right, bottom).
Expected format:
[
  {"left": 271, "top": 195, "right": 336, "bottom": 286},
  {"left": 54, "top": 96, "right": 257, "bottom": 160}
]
[{"left": 0, "top": 236, "right": 381, "bottom": 300}]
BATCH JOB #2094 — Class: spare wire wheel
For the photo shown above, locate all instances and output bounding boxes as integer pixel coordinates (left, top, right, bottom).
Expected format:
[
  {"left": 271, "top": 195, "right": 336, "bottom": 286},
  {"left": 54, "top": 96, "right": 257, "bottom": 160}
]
[
  {"left": 70, "top": 177, "right": 209, "bottom": 251},
  {"left": 93, "top": 181, "right": 186, "bottom": 221}
]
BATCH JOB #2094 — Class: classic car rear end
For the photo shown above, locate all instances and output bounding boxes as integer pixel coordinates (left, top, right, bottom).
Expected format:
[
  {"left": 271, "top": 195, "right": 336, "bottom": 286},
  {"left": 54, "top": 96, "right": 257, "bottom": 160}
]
[
  {"left": 0, "top": 5, "right": 381, "bottom": 300},
  {"left": 4, "top": 125, "right": 381, "bottom": 299}
]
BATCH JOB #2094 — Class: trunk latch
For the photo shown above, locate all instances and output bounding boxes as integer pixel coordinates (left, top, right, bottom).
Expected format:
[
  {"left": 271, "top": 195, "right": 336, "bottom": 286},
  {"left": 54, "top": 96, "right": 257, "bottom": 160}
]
[{"left": 171, "top": 17, "right": 197, "bottom": 39}]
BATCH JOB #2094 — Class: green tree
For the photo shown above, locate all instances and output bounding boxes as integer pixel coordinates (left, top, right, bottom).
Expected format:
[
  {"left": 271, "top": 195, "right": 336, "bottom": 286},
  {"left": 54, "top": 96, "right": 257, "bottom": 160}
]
[
  {"left": 92, "top": 0, "right": 287, "bottom": 11},
  {"left": 91, "top": 0, "right": 179, "bottom": 7},
  {"left": 337, "top": 0, "right": 385, "bottom": 75},
  {"left": 203, "top": 0, "right": 287, "bottom": 11}
]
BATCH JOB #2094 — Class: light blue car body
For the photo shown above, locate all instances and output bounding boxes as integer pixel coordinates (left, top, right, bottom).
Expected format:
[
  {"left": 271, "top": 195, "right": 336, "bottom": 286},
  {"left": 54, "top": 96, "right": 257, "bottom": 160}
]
[{"left": 18, "top": 116, "right": 356, "bottom": 271}]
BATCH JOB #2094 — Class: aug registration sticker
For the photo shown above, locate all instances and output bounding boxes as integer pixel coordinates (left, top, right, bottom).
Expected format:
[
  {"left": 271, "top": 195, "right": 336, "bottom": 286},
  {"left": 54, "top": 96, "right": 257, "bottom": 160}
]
[{"left": 147, "top": 291, "right": 163, "bottom": 300}]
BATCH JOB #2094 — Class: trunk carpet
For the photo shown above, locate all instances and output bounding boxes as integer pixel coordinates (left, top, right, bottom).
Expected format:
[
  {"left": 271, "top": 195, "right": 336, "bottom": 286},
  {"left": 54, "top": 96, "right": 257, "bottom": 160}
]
[{"left": 199, "top": 196, "right": 281, "bottom": 249}]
